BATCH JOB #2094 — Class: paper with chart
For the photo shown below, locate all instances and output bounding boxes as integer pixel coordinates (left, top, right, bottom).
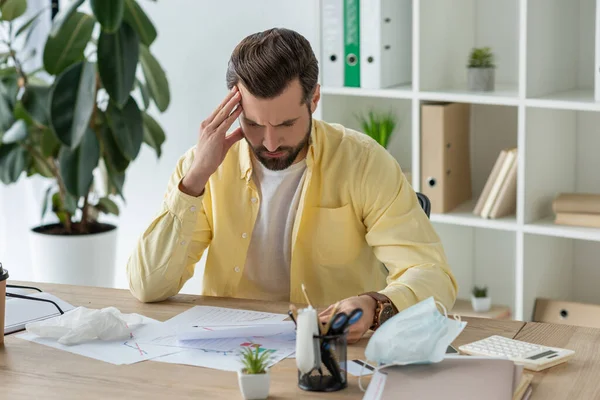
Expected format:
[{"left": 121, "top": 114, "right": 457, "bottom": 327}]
[
  {"left": 16, "top": 315, "right": 181, "bottom": 365},
  {"left": 134, "top": 305, "right": 291, "bottom": 347},
  {"left": 152, "top": 331, "right": 297, "bottom": 371}
]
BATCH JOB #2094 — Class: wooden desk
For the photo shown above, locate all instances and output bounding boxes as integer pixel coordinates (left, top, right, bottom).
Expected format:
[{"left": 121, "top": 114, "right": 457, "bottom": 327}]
[{"left": 1, "top": 282, "right": 596, "bottom": 399}]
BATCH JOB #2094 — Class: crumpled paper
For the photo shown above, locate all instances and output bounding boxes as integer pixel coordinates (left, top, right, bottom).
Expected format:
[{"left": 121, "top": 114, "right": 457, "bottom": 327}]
[{"left": 25, "top": 306, "right": 143, "bottom": 346}]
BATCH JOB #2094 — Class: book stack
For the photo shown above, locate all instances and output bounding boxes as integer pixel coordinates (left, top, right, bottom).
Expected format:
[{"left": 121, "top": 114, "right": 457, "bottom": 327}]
[
  {"left": 552, "top": 193, "right": 600, "bottom": 228},
  {"left": 473, "top": 148, "right": 518, "bottom": 219}
]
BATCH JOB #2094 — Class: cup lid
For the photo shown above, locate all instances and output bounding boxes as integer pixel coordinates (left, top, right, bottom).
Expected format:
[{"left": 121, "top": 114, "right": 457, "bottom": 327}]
[{"left": 0, "top": 263, "right": 8, "bottom": 282}]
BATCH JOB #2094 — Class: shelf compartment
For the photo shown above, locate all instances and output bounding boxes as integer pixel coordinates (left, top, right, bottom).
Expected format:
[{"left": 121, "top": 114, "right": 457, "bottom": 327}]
[
  {"left": 419, "top": 0, "right": 520, "bottom": 96},
  {"left": 526, "top": 0, "right": 597, "bottom": 102},
  {"left": 419, "top": 84, "right": 520, "bottom": 106},
  {"left": 524, "top": 107, "right": 600, "bottom": 225},
  {"left": 320, "top": 84, "right": 413, "bottom": 99}
]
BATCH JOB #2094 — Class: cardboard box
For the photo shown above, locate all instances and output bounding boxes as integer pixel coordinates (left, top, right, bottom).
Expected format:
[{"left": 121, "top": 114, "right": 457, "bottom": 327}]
[
  {"left": 533, "top": 298, "right": 600, "bottom": 329},
  {"left": 420, "top": 102, "right": 472, "bottom": 214}
]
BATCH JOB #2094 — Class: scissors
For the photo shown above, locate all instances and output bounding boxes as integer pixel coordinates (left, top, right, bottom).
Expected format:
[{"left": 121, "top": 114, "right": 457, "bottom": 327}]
[{"left": 327, "top": 308, "right": 363, "bottom": 336}]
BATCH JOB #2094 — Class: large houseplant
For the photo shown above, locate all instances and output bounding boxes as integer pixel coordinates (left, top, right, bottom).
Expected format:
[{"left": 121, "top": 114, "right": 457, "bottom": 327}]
[{"left": 0, "top": 0, "right": 169, "bottom": 286}]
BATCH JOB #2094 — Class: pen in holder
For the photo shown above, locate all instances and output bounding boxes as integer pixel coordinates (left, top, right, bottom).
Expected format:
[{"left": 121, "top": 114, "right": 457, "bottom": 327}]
[{"left": 297, "top": 330, "right": 348, "bottom": 392}]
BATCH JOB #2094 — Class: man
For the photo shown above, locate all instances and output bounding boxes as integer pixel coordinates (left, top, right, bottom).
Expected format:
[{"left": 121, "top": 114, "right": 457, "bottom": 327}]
[{"left": 127, "top": 28, "right": 457, "bottom": 343}]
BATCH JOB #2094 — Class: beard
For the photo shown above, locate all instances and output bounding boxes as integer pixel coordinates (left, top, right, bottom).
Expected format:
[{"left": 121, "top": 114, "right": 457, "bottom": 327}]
[{"left": 247, "top": 107, "right": 312, "bottom": 171}]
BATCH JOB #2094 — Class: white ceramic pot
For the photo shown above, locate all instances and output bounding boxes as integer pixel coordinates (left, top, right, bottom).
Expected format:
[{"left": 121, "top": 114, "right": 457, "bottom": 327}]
[
  {"left": 29, "top": 223, "right": 118, "bottom": 288},
  {"left": 471, "top": 296, "right": 492, "bottom": 313},
  {"left": 237, "top": 369, "right": 270, "bottom": 400}
]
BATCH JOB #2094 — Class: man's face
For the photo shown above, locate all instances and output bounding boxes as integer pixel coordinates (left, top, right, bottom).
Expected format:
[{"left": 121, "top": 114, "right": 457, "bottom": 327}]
[{"left": 238, "top": 79, "right": 319, "bottom": 171}]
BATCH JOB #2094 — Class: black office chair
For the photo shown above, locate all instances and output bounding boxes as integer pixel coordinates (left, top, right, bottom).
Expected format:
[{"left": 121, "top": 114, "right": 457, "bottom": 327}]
[{"left": 416, "top": 192, "right": 431, "bottom": 219}]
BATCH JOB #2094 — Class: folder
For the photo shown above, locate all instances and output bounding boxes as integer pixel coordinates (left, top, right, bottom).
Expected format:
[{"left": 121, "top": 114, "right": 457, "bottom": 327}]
[
  {"left": 481, "top": 148, "right": 517, "bottom": 219},
  {"left": 420, "top": 102, "right": 472, "bottom": 214},
  {"left": 474, "top": 149, "right": 508, "bottom": 216},
  {"left": 362, "top": 356, "right": 523, "bottom": 400},
  {"left": 343, "top": 0, "right": 360, "bottom": 87},
  {"left": 488, "top": 154, "right": 518, "bottom": 219},
  {"left": 321, "top": 0, "right": 345, "bottom": 87},
  {"left": 595, "top": 0, "right": 600, "bottom": 102},
  {"left": 360, "top": 0, "right": 412, "bottom": 89},
  {"left": 5, "top": 290, "right": 74, "bottom": 334}
]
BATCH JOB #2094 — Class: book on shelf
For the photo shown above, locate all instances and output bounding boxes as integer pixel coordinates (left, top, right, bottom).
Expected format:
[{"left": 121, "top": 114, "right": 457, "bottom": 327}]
[
  {"left": 554, "top": 212, "right": 600, "bottom": 229},
  {"left": 473, "top": 147, "right": 517, "bottom": 219},
  {"left": 552, "top": 193, "right": 600, "bottom": 215}
]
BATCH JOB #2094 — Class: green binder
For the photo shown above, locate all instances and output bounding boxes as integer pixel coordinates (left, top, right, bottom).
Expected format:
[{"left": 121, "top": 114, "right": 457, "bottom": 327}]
[{"left": 344, "top": 0, "right": 360, "bottom": 87}]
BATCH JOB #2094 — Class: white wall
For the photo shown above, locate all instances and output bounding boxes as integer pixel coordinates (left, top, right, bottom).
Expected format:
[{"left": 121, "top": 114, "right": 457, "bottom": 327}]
[{"left": 0, "top": 0, "right": 320, "bottom": 294}]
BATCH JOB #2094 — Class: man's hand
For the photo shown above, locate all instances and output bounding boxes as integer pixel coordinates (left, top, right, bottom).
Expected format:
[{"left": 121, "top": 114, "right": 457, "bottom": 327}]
[
  {"left": 180, "top": 86, "right": 244, "bottom": 196},
  {"left": 319, "top": 295, "right": 376, "bottom": 344}
]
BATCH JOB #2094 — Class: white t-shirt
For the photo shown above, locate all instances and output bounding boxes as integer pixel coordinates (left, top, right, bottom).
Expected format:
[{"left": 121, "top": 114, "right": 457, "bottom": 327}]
[{"left": 238, "top": 157, "right": 307, "bottom": 301}]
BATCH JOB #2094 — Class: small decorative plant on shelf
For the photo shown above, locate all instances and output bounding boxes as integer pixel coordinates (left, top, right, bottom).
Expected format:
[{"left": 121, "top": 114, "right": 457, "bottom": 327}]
[
  {"left": 355, "top": 109, "right": 397, "bottom": 150},
  {"left": 467, "top": 46, "right": 495, "bottom": 92},
  {"left": 471, "top": 285, "right": 492, "bottom": 313},
  {"left": 237, "top": 346, "right": 272, "bottom": 400}
]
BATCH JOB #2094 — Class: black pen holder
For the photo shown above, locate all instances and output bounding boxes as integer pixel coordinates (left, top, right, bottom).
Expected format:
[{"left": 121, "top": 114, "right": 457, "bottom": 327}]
[{"left": 297, "top": 331, "right": 348, "bottom": 392}]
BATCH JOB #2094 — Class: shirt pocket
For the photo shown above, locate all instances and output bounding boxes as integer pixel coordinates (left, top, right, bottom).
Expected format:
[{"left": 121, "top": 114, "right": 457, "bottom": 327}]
[{"left": 311, "top": 204, "right": 363, "bottom": 266}]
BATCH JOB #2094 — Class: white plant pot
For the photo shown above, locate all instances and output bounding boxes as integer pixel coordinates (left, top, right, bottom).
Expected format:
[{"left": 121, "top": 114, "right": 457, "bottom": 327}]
[
  {"left": 467, "top": 67, "right": 495, "bottom": 91},
  {"left": 471, "top": 296, "right": 492, "bottom": 313},
  {"left": 237, "top": 369, "right": 270, "bottom": 400},
  {"left": 29, "top": 223, "right": 117, "bottom": 288}
]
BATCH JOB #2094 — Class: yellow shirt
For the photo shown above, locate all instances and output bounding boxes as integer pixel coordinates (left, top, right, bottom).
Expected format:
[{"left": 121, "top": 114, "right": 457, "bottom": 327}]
[{"left": 126, "top": 119, "right": 458, "bottom": 312}]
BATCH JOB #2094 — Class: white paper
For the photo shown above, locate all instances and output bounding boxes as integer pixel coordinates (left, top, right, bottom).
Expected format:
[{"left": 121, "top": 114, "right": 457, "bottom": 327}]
[
  {"left": 16, "top": 316, "right": 181, "bottom": 365},
  {"left": 135, "top": 306, "right": 289, "bottom": 348},
  {"left": 177, "top": 321, "right": 295, "bottom": 341},
  {"left": 152, "top": 332, "right": 296, "bottom": 371},
  {"left": 362, "top": 369, "right": 387, "bottom": 400},
  {"left": 340, "top": 359, "right": 376, "bottom": 377}
]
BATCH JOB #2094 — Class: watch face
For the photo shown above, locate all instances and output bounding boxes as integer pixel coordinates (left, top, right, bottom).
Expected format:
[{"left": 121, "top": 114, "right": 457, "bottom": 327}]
[{"left": 379, "top": 305, "right": 395, "bottom": 325}]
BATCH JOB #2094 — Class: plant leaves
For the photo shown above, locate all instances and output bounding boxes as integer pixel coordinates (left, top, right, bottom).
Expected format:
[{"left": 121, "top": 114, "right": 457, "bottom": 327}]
[
  {"left": 98, "top": 21, "right": 139, "bottom": 108},
  {"left": 15, "top": 5, "right": 46, "bottom": 37},
  {"left": 90, "top": 0, "right": 124, "bottom": 33},
  {"left": 139, "top": 44, "right": 169, "bottom": 112},
  {"left": 0, "top": 142, "right": 28, "bottom": 183},
  {"left": 59, "top": 127, "right": 100, "bottom": 198},
  {"left": 2, "top": 119, "right": 27, "bottom": 143},
  {"left": 105, "top": 160, "right": 125, "bottom": 200},
  {"left": 142, "top": 111, "right": 164, "bottom": 158},
  {"left": 106, "top": 96, "right": 143, "bottom": 160},
  {"left": 32, "top": 154, "right": 53, "bottom": 177},
  {"left": 43, "top": 11, "right": 95, "bottom": 75},
  {"left": 100, "top": 123, "right": 129, "bottom": 171},
  {"left": 1, "top": 0, "right": 27, "bottom": 21},
  {"left": 123, "top": 0, "right": 156, "bottom": 47},
  {"left": 41, "top": 126, "right": 61, "bottom": 157},
  {"left": 21, "top": 84, "right": 50, "bottom": 125},
  {"left": 136, "top": 77, "right": 150, "bottom": 110},
  {"left": 49, "top": 0, "right": 84, "bottom": 37},
  {"left": 51, "top": 191, "right": 77, "bottom": 221},
  {"left": 96, "top": 196, "right": 119, "bottom": 215},
  {"left": 49, "top": 61, "right": 96, "bottom": 148}
]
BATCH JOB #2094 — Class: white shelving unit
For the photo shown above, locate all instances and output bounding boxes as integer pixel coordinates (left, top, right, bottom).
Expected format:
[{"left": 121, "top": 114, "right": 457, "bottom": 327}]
[{"left": 314, "top": 0, "right": 600, "bottom": 321}]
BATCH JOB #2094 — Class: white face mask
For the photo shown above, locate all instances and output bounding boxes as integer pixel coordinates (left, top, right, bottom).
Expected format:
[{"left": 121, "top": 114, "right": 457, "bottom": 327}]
[{"left": 359, "top": 296, "right": 467, "bottom": 391}]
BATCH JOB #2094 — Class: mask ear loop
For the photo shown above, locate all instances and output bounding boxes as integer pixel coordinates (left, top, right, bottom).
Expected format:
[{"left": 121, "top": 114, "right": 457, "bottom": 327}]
[{"left": 435, "top": 300, "right": 462, "bottom": 322}]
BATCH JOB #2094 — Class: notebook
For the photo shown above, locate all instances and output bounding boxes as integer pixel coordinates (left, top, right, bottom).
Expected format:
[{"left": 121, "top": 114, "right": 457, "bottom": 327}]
[
  {"left": 4, "top": 291, "right": 75, "bottom": 335},
  {"left": 362, "top": 355, "right": 522, "bottom": 400}
]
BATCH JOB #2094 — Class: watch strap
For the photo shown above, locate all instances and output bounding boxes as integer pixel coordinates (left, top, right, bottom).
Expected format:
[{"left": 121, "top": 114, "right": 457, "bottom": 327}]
[{"left": 361, "top": 292, "right": 397, "bottom": 330}]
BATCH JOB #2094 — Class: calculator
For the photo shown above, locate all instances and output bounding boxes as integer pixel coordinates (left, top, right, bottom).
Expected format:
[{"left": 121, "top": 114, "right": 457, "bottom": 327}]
[{"left": 458, "top": 335, "right": 575, "bottom": 371}]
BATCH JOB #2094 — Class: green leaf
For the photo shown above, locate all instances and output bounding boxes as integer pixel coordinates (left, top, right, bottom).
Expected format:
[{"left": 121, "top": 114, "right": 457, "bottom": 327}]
[
  {"left": 49, "top": 0, "right": 84, "bottom": 37},
  {"left": 15, "top": 5, "right": 47, "bottom": 37},
  {"left": 51, "top": 191, "right": 76, "bottom": 220},
  {"left": 91, "top": 0, "right": 124, "bottom": 33},
  {"left": 0, "top": 71, "right": 18, "bottom": 110},
  {"left": 100, "top": 124, "right": 129, "bottom": 172},
  {"left": 105, "top": 160, "right": 125, "bottom": 200},
  {"left": 49, "top": 61, "right": 96, "bottom": 148},
  {"left": 123, "top": 0, "right": 156, "bottom": 47},
  {"left": 59, "top": 127, "right": 100, "bottom": 198},
  {"left": 41, "top": 127, "right": 61, "bottom": 157},
  {"left": 106, "top": 96, "right": 143, "bottom": 160},
  {"left": 98, "top": 21, "right": 139, "bottom": 108},
  {"left": 13, "top": 101, "right": 34, "bottom": 126},
  {"left": 32, "top": 154, "right": 53, "bottom": 178},
  {"left": 43, "top": 11, "right": 95, "bottom": 75},
  {"left": 96, "top": 196, "right": 119, "bottom": 215},
  {"left": 136, "top": 78, "right": 150, "bottom": 110},
  {"left": 139, "top": 45, "right": 169, "bottom": 112},
  {"left": 1, "top": 0, "right": 27, "bottom": 21},
  {"left": 21, "top": 84, "right": 50, "bottom": 125},
  {"left": 142, "top": 111, "right": 164, "bottom": 158},
  {"left": 0, "top": 143, "right": 28, "bottom": 184},
  {"left": 2, "top": 119, "right": 27, "bottom": 143}
]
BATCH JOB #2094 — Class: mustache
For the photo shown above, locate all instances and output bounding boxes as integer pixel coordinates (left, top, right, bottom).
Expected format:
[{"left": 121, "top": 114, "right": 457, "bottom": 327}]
[{"left": 257, "top": 147, "right": 293, "bottom": 153}]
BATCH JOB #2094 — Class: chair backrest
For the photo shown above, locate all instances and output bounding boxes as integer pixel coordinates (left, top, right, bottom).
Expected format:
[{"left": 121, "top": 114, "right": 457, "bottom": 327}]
[{"left": 416, "top": 192, "right": 431, "bottom": 218}]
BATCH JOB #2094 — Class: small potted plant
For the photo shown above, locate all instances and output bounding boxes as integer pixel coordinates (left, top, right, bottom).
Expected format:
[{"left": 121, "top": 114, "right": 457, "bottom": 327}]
[
  {"left": 467, "top": 47, "right": 495, "bottom": 91},
  {"left": 237, "top": 346, "right": 272, "bottom": 400},
  {"left": 471, "top": 285, "right": 492, "bottom": 312},
  {"left": 355, "top": 109, "right": 397, "bottom": 149}
]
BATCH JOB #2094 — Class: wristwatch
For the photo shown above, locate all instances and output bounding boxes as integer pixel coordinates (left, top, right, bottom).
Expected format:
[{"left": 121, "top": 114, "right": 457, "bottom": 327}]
[{"left": 361, "top": 292, "right": 397, "bottom": 331}]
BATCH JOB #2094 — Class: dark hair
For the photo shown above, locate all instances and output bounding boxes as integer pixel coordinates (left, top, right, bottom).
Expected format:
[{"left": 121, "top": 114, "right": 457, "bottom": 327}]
[{"left": 226, "top": 28, "right": 319, "bottom": 104}]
